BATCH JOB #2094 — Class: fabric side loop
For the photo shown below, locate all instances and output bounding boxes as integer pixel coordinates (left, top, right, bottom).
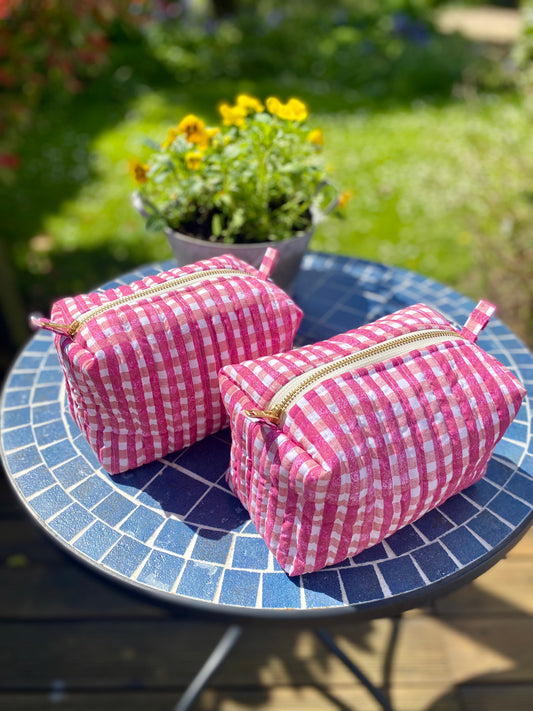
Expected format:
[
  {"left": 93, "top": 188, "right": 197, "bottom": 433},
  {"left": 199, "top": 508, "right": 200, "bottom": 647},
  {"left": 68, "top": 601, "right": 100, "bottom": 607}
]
[
  {"left": 461, "top": 299, "right": 497, "bottom": 343},
  {"left": 258, "top": 247, "right": 279, "bottom": 279}
]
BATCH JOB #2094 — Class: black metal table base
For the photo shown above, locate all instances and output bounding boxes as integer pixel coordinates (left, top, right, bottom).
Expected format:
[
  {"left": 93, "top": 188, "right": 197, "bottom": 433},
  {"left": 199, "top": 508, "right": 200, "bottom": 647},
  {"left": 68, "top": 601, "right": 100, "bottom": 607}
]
[{"left": 174, "top": 616, "right": 402, "bottom": 711}]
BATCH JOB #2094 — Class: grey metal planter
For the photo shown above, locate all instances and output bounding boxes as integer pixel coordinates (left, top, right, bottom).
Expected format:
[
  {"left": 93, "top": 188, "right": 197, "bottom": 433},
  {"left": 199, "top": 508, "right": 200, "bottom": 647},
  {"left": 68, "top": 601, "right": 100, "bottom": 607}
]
[
  {"left": 164, "top": 226, "right": 313, "bottom": 294},
  {"left": 132, "top": 192, "right": 314, "bottom": 294}
]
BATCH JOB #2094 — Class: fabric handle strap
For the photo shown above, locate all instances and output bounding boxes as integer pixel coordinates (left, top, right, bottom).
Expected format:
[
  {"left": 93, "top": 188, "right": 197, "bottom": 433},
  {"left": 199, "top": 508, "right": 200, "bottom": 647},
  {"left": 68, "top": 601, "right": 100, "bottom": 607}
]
[
  {"left": 258, "top": 247, "right": 279, "bottom": 279},
  {"left": 461, "top": 299, "right": 496, "bottom": 343}
]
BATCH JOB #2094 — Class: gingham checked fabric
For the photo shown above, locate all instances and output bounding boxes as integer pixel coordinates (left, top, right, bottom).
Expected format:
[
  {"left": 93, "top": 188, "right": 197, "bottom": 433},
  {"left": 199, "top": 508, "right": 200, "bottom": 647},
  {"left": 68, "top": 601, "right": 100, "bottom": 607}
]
[
  {"left": 219, "top": 301, "right": 527, "bottom": 576},
  {"left": 38, "top": 250, "right": 302, "bottom": 474}
]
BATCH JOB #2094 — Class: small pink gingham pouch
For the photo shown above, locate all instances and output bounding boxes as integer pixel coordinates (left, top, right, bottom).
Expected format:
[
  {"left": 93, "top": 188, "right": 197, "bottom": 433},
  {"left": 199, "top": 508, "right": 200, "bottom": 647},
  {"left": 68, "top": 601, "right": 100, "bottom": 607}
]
[
  {"left": 34, "top": 249, "right": 302, "bottom": 474},
  {"left": 219, "top": 301, "right": 527, "bottom": 576}
]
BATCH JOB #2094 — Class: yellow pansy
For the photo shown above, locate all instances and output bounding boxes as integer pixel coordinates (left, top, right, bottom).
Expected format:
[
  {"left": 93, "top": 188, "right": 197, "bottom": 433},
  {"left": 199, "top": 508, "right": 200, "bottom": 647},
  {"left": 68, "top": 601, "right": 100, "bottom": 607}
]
[
  {"left": 218, "top": 102, "right": 247, "bottom": 127},
  {"left": 129, "top": 160, "right": 149, "bottom": 184},
  {"left": 266, "top": 96, "right": 282, "bottom": 116},
  {"left": 161, "top": 127, "right": 179, "bottom": 149},
  {"left": 307, "top": 129, "right": 324, "bottom": 146},
  {"left": 266, "top": 96, "right": 308, "bottom": 122},
  {"left": 185, "top": 151, "right": 202, "bottom": 171},
  {"left": 236, "top": 94, "right": 265, "bottom": 114}
]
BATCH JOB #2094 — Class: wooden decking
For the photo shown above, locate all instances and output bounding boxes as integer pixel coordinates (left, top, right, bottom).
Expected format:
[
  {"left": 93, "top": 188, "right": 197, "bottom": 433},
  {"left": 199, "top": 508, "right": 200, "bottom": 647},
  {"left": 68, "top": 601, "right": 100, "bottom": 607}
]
[{"left": 1, "top": 469, "right": 532, "bottom": 711}]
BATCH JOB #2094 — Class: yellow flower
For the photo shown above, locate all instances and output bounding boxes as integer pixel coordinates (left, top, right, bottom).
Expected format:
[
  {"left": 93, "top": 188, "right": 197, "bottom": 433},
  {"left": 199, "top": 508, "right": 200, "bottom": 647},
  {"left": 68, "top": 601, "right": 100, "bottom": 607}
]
[
  {"left": 266, "top": 96, "right": 282, "bottom": 116},
  {"left": 185, "top": 151, "right": 202, "bottom": 171},
  {"left": 338, "top": 189, "right": 353, "bottom": 209},
  {"left": 284, "top": 98, "right": 308, "bottom": 121},
  {"left": 177, "top": 114, "right": 206, "bottom": 138},
  {"left": 161, "top": 127, "right": 179, "bottom": 149},
  {"left": 129, "top": 160, "right": 149, "bottom": 184},
  {"left": 236, "top": 94, "right": 265, "bottom": 114},
  {"left": 206, "top": 127, "right": 220, "bottom": 139},
  {"left": 307, "top": 129, "right": 324, "bottom": 146},
  {"left": 266, "top": 96, "right": 308, "bottom": 122},
  {"left": 218, "top": 102, "right": 247, "bottom": 127}
]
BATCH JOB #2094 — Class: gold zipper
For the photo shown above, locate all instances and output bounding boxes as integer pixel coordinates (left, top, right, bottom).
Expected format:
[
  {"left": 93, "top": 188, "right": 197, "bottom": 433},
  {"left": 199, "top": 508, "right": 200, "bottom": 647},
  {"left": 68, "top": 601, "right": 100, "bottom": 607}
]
[
  {"left": 45, "top": 268, "right": 249, "bottom": 338},
  {"left": 246, "top": 328, "right": 465, "bottom": 425}
]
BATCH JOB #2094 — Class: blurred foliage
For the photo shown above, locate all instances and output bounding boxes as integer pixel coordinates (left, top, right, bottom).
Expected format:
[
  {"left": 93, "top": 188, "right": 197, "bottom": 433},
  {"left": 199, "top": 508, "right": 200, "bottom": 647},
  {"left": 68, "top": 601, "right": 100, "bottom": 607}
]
[
  {"left": 0, "top": 0, "right": 531, "bottom": 373},
  {"left": 144, "top": 0, "right": 504, "bottom": 101}
]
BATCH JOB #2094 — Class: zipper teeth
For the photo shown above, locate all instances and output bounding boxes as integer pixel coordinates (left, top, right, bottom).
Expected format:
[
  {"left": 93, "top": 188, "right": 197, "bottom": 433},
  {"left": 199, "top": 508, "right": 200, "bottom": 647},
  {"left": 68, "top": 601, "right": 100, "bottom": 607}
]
[
  {"left": 68, "top": 268, "right": 247, "bottom": 336},
  {"left": 268, "top": 329, "right": 464, "bottom": 420}
]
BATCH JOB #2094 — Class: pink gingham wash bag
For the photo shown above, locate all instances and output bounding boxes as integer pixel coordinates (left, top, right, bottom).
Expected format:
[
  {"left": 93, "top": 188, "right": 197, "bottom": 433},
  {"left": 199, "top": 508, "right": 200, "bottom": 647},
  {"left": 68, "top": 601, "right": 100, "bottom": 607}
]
[
  {"left": 219, "top": 301, "right": 526, "bottom": 576},
  {"left": 33, "top": 249, "right": 302, "bottom": 474}
]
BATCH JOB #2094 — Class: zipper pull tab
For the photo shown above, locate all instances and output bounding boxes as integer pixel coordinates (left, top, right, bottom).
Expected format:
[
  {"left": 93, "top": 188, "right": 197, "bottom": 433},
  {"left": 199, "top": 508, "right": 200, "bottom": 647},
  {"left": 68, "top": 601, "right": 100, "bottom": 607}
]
[
  {"left": 29, "top": 313, "right": 78, "bottom": 337},
  {"left": 244, "top": 409, "right": 281, "bottom": 425}
]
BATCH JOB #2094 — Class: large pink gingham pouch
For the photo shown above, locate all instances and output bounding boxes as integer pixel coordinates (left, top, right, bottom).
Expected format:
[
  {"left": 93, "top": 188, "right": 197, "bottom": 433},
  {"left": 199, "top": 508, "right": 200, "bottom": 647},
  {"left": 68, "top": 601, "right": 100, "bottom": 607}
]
[
  {"left": 219, "top": 301, "right": 527, "bottom": 576},
  {"left": 33, "top": 249, "right": 302, "bottom": 474}
]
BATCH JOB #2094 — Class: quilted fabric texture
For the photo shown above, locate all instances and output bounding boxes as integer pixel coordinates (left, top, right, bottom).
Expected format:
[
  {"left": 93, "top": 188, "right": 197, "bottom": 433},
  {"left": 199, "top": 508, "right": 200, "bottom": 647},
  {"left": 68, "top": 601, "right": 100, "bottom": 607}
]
[
  {"left": 219, "top": 302, "right": 527, "bottom": 576},
  {"left": 37, "top": 250, "right": 302, "bottom": 473}
]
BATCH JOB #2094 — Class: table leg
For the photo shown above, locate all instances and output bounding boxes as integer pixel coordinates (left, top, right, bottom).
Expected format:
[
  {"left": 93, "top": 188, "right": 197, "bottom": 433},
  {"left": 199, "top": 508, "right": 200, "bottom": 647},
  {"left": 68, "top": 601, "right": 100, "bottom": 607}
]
[
  {"left": 315, "top": 616, "right": 401, "bottom": 711},
  {"left": 174, "top": 624, "right": 243, "bottom": 711}
]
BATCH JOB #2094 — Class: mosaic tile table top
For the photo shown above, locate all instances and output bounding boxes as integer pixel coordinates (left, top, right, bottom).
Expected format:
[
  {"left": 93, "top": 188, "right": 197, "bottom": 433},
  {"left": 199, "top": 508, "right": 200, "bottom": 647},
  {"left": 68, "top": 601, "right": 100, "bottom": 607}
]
[{"left": 2, "top": 253, "right": 532, "bottom": 620}]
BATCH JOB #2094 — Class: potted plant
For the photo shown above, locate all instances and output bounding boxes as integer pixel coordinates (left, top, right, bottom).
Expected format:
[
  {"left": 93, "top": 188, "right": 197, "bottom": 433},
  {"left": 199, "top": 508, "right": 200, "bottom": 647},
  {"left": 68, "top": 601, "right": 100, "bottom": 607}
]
[{"left": 131, "top": 94, "right": 348, "bottom": 291}]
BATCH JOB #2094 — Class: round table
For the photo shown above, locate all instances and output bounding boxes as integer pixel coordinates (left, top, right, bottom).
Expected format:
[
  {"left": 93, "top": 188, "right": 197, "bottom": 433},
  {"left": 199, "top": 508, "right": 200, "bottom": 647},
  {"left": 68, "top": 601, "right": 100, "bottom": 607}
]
[{"left": 2, "top": 253, "right": 532, "bottom": 709}]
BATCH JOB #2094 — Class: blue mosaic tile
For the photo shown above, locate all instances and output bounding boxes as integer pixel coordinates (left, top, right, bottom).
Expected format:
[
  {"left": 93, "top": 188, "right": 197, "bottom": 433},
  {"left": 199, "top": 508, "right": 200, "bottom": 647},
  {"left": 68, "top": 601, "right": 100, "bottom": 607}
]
[
  {"left": 137, "top": 550, "right": 183, "bottom": 592},
  {"left": 153, "top": 518, "right": 196, "bottom": 556},
  {"left": 504, "top": 420, "right": 528, "bottom": 444},
  {"left": 2, "top": 425, "right": 34, "bottom": 451},
  {"left": 30, "top": 404, "right": 58, "bottom": 425},
  {"left": 488, "top": 491, "right": 530, "bottom": 527},
  {"left": 385, "top": 525, "right": 425, "bottom": 555},
  {"left": 41, "top": 440, "right": 78, "bottom": 469},
  {"left": 139, "top": 466, "right": 209, "bottom": 516},
  {"left": 3, "top": 389, "right": 31, "bottom": 409},
  {"left": 25, "top": 335, "right": 51, "bottom": 352},
  {"left": 31, "top": 384, "right": 61, "bottom": 404},
  {"left": 468, "top": 510, "right": 512, "bottom": 547},
  {"left": 219, "top": 569, "right": 260, "bottom": 607},
  {"left": 231, "top": 535, "right": 270, "bottom": 570},
  {"left": 302, "top": 569, "right": 343, "bottom": 608},
  {"left": 28, "top": 485, "right": 71, "bottom": 520},
  {"left": 261, "top": 572, "right": 301, "bottom": 609},
  {"left": 438, "top": 494, "right": 479, "bottom": 525},
  {"left": 2, "top": 407, "right": 32, "bottom": 429},
  {"left": 73, "top": 520, "right": 121, "bottom": 559},
  {"left": 177, "top": 437, "right": 231, "bottom": 482},
  {"left": 351, "top": 542, "right": 388, "bottom": 564},
  {"left": 48, "top": 502, "right": 95, "bottom": 541},
  {"left": 442, "top": 527, "right": 488, "bottom": 566},
  {"left": 415, "top": 509, "right": 454, "bottom": 541},
  {"left": 191, "top": 529, "right": 233, "bottom": 564},
  {"left": 119, "top": 506, "right": 165, "bottom": 542},
  {"left": 186, "top": 487, "right": 249, "bottom": 530},
  {"left": 53, "top": 456, "right": 94, "bottom": 488},
  {"left": 412, "top": 542, "right": 458, "bottom": 582},
  {"left": 8, "top": 372, "right": 36, "bottom": 388},
  {"left": 379, "top": 556, "right": 424, "bottom": 595},
  {"left": 340, "top": 564, "right": 384, "bottom": 604},
  {"left": 112, "top": 460, "right": 165, "bottom": 496},
  {"left": 102, "top": 535, "right": 151, "bottom": 577},
  {"left": 15, "top": 465, "right": 55, "bottom": 497},
  {"left": 13, "top": 354, "right": 42, "bottom": 371},
  {"left": 484, "top": 458, "right": 514, "bottom": 487},
  {"left": 36, "top": 368, "right": 63, "bottom": 385},
  {"left": 71, "top": 475, "right": 113, "bottom": 509},
  {"left": 462, "top": 478, "right": 499, "bottom": 506},
  {"left": 34, "top": 420, "right": 65, "bottom": 447},
  {"left": 8, "top": 445, "right": 42, "bottom": 475},
  {"left": 93, "top": 491, "right": 136, "bottom": 527},
  {"left": 493, "top": 437, "right": 526, "bottom": 463},
  {"left": 177, "top": 560, "right": 223, "bottom": 601},
  {"left": 507, "top": 472, "right": 533, "bottom": 505}
]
